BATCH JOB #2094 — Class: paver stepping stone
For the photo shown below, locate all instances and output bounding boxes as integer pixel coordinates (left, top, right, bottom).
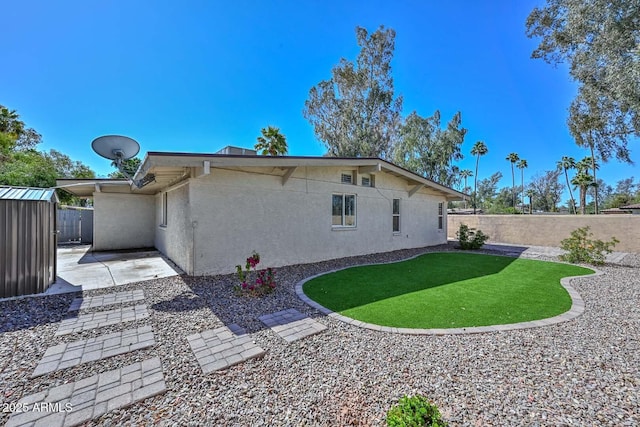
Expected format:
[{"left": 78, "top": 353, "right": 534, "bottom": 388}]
[
  {"left": 258, "top": 308, "right": 327, "bottom": 343},
  {"left": 7, "top": 357, "right": 166, "bottom": 427},
  {"left": 187, "top": 327, "right": 265, "bottom": 374},
  {"left": 68, "top": 290, "right": 145, "bottom": 312},
  {"left": 56, "top": 305, "right": 149, "bottom": 336},
  {"left": 32, "top": 326, "right": 156, "bottom": 377}
]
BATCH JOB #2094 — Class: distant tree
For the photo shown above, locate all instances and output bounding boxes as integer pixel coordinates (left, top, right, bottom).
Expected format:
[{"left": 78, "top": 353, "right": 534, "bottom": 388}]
[
  {"left": 506, "top": 153, "right": 520, "bottom": 208},
  {"left": 0, "top": 105, "right": 95, "bottom": 205},
  {"left": 525, "top": 188, "right": 536, "bottom": 214},
  {"left": 303, "top": 25, "right": 403, "bottom": 158},
  {"left": 571, "top": 170, "right": 595, "bottom": 214},
  {"left": 526, "top": 0, "right": 640, "bottom": 167},
  {"left": 475, "top": 171, "right": 502, "bottom": 211},
  {"left": 254, "top": 126, "right": 288, "bottom": 156},
  {"left": 556, "top": 156, "right": 577, "bottom": 214},
  {"left": 516, "top": 158, "right": 528, "bottom": 213},
  {"left": 108, "top": 157, "right": 142, "bottom": 178},
  {"left": 459, "top": 169, "right": 473, "bottom": 208},
  {"left": 393, "top": 110, "right": 466, "bottom": 186},
  {"left": 471, "top": 141, "right": 489, "bottom": 213},
  {"left": 529, "top": 169, "right": 564, "bottom": 212}
]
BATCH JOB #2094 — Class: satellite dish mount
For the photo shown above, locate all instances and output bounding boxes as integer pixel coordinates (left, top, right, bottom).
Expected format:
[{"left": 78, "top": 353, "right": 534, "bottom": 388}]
[{"left": 91, "top": 135, "right": 154, "bottom": 188}]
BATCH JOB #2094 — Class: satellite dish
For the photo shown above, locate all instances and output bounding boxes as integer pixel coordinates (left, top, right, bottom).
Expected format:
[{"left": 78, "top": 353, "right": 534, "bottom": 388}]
[
  {"left": 91, "top": 135, "right": 154, "bottom": 188},
  {"left": 91, "top": 135, "right": 140, "bottom": 168}
]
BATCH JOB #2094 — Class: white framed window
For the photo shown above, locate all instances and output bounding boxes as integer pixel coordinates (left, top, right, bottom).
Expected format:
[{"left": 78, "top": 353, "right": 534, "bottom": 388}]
[
  {"left": 161, "top": 192, "right": 168, "bottom": 226},
  {"left": 392, "top": 199, "right": 400, "bottom": 233},
  {"left": 341, "top": 171, "right": 354, "bottom": 185},
  {"left": 438, "top": 202, "right": 443, "bottom": 230},
  {"left": 361, "top": 174, "right": 375, "bottom": 187},
  {"left": 332, "top": 194, "right": 356, "bottom": 227}
]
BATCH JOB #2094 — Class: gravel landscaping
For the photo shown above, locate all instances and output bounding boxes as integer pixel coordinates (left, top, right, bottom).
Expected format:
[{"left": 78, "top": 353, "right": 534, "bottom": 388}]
[{"left": 1, "top": 243, "right": 639, "bottom": 426}]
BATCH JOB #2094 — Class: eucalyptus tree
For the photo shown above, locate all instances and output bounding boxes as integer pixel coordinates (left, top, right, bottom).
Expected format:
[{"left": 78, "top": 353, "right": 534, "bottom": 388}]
[
  {"left": 471, "top": 141, "right": 489, "bottom": 214},
  {"left": 303, "top": 25, "right": 402, "bottom": 158},
  {"left": 393, "top": 110, "right": 466, "bottom": 187},
  {"left": 516, "top": 159, "right": 528, "bottom": 213},
  {"left": 506, "top": 153, "right": 520, "bottom": 209},
  {"left": 528, "top": 170, "right": 564, "bottom": 212},
  {"left": 556, "top": 156, "right": 577, "bottom": 214},
  {"left": 255, "top": 126, "right": 288, "bottom": 156},
  {"left": 526, "top": 0, "right": 640, "bottom": 168}
]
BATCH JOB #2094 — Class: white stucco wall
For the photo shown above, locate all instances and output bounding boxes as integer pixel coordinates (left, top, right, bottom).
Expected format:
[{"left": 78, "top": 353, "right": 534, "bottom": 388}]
[
  {"left": 154, "top": 183, "right": 193, "bottom": 274},
  {"left": 93, "top": 193, "right": 155, "bottom": 251},
  {"left": 177, "top": 166, "right": 447, "bottom": 276}
]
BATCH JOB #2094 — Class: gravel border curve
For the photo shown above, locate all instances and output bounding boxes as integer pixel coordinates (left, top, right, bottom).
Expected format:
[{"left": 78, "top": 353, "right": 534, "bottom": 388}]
[
  {"left": 1, "top": 243, "right": 638, "bottom": 426},
  {"left": 295, "top": 252, "right": 601, "bottom": 335}
]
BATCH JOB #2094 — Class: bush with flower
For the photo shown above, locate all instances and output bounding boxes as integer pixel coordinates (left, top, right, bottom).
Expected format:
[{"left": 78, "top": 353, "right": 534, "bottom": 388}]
[{"left": 234, "top": 251, "right": 277, "bottom": 296}]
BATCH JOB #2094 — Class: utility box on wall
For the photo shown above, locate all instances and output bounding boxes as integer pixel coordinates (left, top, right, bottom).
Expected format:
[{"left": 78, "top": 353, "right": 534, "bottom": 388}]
[{"left": 0, "top": 186, "right": 58, "bottom": 298}]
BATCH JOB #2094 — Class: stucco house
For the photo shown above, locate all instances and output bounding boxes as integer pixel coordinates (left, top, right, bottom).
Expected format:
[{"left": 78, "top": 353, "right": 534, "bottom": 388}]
[{"left": 58, "top": 148, "right": 465, "bottom": 276}]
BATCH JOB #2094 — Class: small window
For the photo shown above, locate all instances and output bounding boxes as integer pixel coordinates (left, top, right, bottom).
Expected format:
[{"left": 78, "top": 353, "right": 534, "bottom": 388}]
[
  {"left": 332, "top": 194, "right": 356, "bottom": 227},
  {"left": 392, "top": 199, "right": 400, "bottom": 233},
  {"left": 361, "top": 175, "right": 375, "bottom": 187},
  {"left": 341, "top": 172, "right": 354, "bottom": 184},
  {"left": 438, "top": 202, "right": 443, "bottom": 230},
  {"left": 161, "top": 192, "right": 168, "bottom": 226}
]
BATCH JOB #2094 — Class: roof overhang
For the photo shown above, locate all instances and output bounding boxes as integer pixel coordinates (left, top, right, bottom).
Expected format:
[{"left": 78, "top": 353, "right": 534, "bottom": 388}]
[{"left": 57, "top": 153, "right": 467, "bottom": 200}]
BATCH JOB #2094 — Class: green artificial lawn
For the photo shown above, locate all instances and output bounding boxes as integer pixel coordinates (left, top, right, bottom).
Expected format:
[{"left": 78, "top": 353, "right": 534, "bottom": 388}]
[{"left": 303, "top": 252, "right": 593, "bottom": 329}]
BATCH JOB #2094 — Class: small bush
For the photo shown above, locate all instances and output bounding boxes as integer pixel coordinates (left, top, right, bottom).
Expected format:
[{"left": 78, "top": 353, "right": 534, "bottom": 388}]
[
  {"left": 234, "top": 251, "right": 276, "bottom": 296},
  {"left": 386, "top": 395, "right": 448, "bottom": 427},
  {"left": 456, "top": 223, "right": 489, "bottom": 250},
  {"left": 559, "top": 226, "right": 619, "bottom": 265}
]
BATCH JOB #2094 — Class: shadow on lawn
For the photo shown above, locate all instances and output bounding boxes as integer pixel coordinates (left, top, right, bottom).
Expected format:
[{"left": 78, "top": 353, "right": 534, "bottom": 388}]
[{"left": 302, "top": 252, "right": 520, "bottom": 312}]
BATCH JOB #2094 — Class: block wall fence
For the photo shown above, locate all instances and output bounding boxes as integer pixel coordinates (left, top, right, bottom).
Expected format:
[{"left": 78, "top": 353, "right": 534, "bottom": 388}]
[{"left": 447, "top": 215, "right": 640, "bottom": 253}]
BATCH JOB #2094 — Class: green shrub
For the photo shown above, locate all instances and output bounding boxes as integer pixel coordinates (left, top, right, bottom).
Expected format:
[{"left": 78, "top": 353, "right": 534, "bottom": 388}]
[
  {"left": 559, "top": 226, "right": 619, "bottom": 265},
  {"left": 456, "top": 223, "right": 489, "bottom": 250},
  {"left": 386, "top": 395, "right": 448, "bottom": 427}
]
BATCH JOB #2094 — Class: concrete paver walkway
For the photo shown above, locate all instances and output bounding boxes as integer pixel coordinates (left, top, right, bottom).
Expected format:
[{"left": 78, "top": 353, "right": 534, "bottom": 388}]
[
  {"left": 8, "top": 358, "right": 166, "bottom": 427},
  {"left": 56, "top": 305, "right": 149, "bottom": 336},
  {"left": 187, "top": 326, "right": 266, "bottom": 374},
  {"left": 68, "top": 290, "right": 145, "bottom": 312},
  {"left": 32, "top": 326, "right": 156, "bottom": 377},
  {"left": 258, "top": 308, "right": 327, "bottom": 343}
]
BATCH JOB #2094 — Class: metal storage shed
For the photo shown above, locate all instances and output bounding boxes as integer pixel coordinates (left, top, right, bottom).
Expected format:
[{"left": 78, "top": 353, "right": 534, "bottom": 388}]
[{"left": 0, "top": 186, "right": 58, "bottom": 298}]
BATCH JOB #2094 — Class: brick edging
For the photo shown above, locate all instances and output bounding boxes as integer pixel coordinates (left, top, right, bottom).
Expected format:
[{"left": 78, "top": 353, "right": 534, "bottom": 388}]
[{"left": 294, "top": 252, "right": 600, "bottom": 335}]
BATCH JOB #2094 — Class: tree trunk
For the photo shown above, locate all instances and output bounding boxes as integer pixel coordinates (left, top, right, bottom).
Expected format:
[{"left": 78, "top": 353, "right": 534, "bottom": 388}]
[
  {"left": 589, "top": 143, "right": 599, "bottom": 214},
  {"left": 564, "top": 169, "right": 577, "bottom": 214}
]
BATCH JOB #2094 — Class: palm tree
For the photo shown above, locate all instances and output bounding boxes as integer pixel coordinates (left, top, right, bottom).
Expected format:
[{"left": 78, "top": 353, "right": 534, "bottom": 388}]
[
  {"left": 525, "top": 188, "right": 535, "bottom": 214},
  {"left": 516, "top": 159, "right": 527, "bottom": 213},
  {"left": 506, "top": 153, "right": 520, "bottom": 209},
  {"left": 471, "top": 141, "right": 488, "bottom": 214},
  {"left": 459, "top": 169, "right": 473, "bottom": 209},
  {"left": 255, "top": 126, "right": 288, "bottom": 156},
  {"left": 571, "top": 165, "right": 595, "bottom": 214},
  {"left": 556, "top": 156, "right": 577, "bottom": 214}
]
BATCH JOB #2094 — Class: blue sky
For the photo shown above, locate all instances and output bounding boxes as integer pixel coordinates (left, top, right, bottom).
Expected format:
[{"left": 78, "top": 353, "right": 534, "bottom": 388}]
[{"left": 3, "top": 0, "right": 637, "bottom": 202}]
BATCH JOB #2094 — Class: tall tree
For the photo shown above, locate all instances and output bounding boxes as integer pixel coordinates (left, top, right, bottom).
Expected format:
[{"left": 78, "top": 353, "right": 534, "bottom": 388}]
[
  {"left": 526, "top": 0, "right": 640, "bottom": 166},
  {"left": 571, "top": 170, "right": 595, "bottom": 214},
  {"left": 108, "top": 157, "right": 142, "bottom": 178},
  {"left": 255, "top": 126, "right": 288, "bottom": 156},
  {"left": 393, "top": 110, "right": 466, "bottom": 186},
  {"left": 516, "top": 159, "right": 528, "bottom": 213},
  {"left": 0, "top": 105, "right": 41, "bottom": 159},
  {"left": 471, "top": 141, "right": 488, "bottom": 214},
  {"left": 525, "top": 188, "right": 536, "bottom": 214},
  {"left": 476, "top": 172, "right": 503, "bottom": 211},
  {"left": 460, "top": 169, "right": 473, "bottom": 208},
  {"left": 529, "top": 169, "right": 564, "bottom": 212},
  {"left": 506, "top": 153, "right": 520, "bottom": 208},
  {"left": 303, "top": 25, "right": 403, "bottom": 158},
  {"left": 556, "top": 156, "right": 577, "bottom": 214}
]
